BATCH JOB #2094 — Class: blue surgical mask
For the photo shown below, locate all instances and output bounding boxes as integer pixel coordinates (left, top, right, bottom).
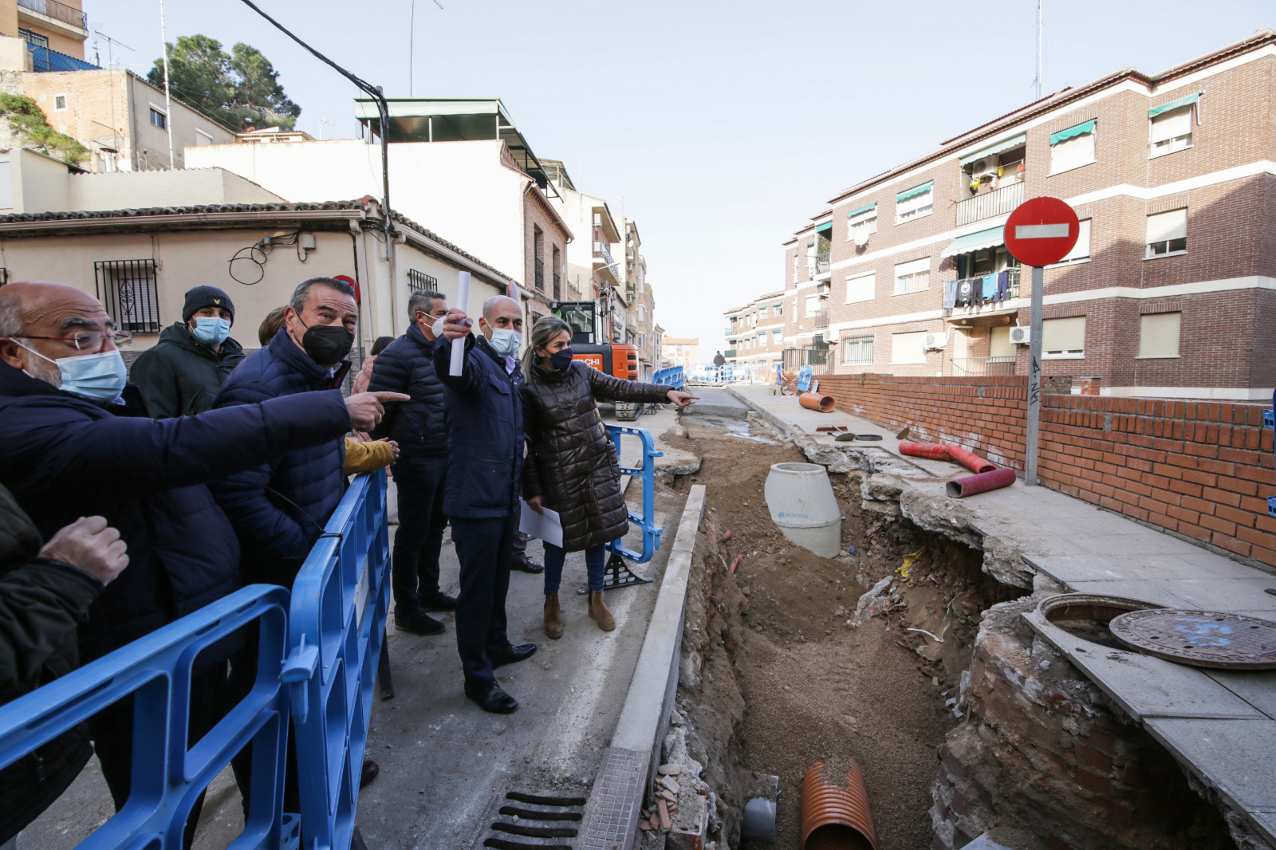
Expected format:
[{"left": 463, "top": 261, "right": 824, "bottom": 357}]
[
  {"left": 19, "top": 342, "right": 128, "bottom": 402},
  {"left": 191, "top": 316, "right": 232, "bottom": 346},
  {"left": 550, "top": 347, "right": 574, "bottom": 372},
  {"left": 488, "top": 328, "right": 522, "bottom": 358}
]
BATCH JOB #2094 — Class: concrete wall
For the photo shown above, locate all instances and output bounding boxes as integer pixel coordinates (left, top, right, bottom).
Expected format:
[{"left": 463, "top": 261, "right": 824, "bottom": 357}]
[
  {"left": 65, "top": 167, "right": 284, "bottom": 210},
  {"left": 127, "top": 73, "right": 234, "bottom": 170}
]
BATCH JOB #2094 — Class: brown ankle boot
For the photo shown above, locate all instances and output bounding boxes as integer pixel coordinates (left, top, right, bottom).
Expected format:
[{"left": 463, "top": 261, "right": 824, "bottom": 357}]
[
  {"left": 544, "top": 594, "right": 563, "bottom": 639},
  {"left": 588, "top": 591, "right": 615, "bottom": 632}
]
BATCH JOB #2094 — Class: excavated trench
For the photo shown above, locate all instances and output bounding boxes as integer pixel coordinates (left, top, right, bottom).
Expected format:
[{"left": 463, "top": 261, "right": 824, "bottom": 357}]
[{"left": 663, "top": 414, "right": 1242, "bottom": 850}]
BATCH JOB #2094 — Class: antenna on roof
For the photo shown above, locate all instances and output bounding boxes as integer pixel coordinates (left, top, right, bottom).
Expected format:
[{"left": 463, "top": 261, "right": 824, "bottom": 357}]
[
  {"left": 92, "top": 30, "right": 135, "bottom": 69},
  {"left": 1033, "top": 0, "right": 1045, "bottom": 99}
]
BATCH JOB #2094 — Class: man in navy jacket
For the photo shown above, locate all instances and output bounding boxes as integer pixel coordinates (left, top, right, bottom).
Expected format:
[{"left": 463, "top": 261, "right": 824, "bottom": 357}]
[
  {"left": 369, "top": 289, "right": 455, "bottom": 636},
  {"left": 0, "top": 281, "right": 393, "bottom": 840},
  {"left": 435, "top": 295, "right": 537, "bottom": 714}
]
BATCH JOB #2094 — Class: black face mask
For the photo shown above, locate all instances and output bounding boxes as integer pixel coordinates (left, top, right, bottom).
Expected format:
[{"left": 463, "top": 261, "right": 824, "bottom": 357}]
[
  {"left": 549, "top": 347, "right": 575, "bottom": 372},
  {"left": 301, "top": 324, "right": 354, "bottom": 366}
]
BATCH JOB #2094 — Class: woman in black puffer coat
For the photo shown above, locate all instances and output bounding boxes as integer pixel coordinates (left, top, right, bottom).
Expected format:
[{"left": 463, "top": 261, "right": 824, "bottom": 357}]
[{"left": 521, "top": 317, "right": 694, "bottom": 639}]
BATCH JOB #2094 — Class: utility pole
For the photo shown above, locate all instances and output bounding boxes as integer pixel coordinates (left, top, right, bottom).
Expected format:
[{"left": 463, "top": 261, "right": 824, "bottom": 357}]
[
  {"left": 409, "top": 0, "right": 415, "bottom": 97},
  {"left": 1034, "top": 0, "right": 1045, "bottom": 99},
  {"left": 157, "top": 0, "right": 176, "bottom": 169}
]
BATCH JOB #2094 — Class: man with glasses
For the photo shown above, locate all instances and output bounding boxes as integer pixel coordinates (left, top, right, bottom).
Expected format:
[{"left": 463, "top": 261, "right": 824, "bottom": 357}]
[
  {"left": 367, "top": 289, "right": 456, "bottom": 637},
  {"left": 434, "top": 295, "right": 537, "bottom": 714},
  {"left": 0, "top": 281, "right": 399, "bottom": 843}
]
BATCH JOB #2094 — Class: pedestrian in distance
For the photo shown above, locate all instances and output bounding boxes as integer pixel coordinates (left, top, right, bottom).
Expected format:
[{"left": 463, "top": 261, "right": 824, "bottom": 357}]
[
  {"left": 368, "top": 290, "right": 457, "bottom": 636},
  {"left": 0, "top": 281, "right": 392, "bottom": 846},
  {"left": 434, "top": 295, "right": 538, "bottom": 714},
  {"left": 0, "top": 487, "right": 128, "bottom": 849},
  {"left": 130, "top": 285, "right": 244, "bottom": 417},
  {"left": 520, "top": 316, "right": 695, "bottom": 639}
]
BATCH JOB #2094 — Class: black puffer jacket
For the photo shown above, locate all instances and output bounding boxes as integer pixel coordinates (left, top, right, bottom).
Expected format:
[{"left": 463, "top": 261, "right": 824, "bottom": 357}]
[
  {"left": 129, "top": 322, "right": 246, "bottom": 417},
  {"left": 0, "top": 484, "right": 102, "bottom": 843},
  {"left": 521, "top": 362, "right": 669, "bottom": 551},
  {"left": 368, "top": 323, "right": 447, "bottom": 468}
]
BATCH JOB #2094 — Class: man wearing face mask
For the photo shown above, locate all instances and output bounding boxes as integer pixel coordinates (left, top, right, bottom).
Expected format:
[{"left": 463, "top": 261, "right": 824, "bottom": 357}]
[
  {"left": 433, "top": 295, "right": 538, "bottom": 714},
  {"left": 0, "top": 281, "right": 396, "bottom": 843},
  {"left": 130, "top": 285, "right": 244, "bottom": 418}
]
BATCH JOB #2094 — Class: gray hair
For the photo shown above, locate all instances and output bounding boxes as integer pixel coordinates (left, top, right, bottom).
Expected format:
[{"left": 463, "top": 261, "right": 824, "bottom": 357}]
[
  {"left": 407, "top": 290, "right": 445, "bottom": 323},
  {"left": 0, "top": 289, "right": 20, "bottom": 338},
  {"left": 290, "top": 276, "right": 356, "bottom": 314},
  {"left": 522, "top": 315, "right": 572, "bottom": 381}
]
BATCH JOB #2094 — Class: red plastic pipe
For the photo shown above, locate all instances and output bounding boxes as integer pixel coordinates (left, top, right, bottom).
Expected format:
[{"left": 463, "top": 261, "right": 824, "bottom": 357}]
[
  {"left": 942, "top": 443, "right": 997, "bottom": 474},
  {"left": 946, "top": 467, "right": 1017, "bottom": 498},
  {"left": 898, "top": 440, "right": 949, "bottom": 461}
]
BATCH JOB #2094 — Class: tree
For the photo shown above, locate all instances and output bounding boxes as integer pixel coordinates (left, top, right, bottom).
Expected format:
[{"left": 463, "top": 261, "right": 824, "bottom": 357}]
[
  {"left": 147, "top": 35, "right": 301, "bottom": 131},
  {"left": 0, "top": 94, "right": 89, "bottom": 165}
]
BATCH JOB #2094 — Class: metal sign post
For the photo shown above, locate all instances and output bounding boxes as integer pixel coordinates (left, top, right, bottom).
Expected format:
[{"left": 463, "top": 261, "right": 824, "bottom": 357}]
[{"left": 1026, "top": 264, "right": 1044, "bottom": 485}]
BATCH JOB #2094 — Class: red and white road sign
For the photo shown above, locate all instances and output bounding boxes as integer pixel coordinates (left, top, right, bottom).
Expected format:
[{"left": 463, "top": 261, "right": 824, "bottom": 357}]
[{"left": 1003, "top": 196, "right": 1080, "bottom": 267}]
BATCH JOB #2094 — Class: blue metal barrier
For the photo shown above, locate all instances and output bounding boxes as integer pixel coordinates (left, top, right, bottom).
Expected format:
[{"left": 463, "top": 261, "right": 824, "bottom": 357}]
[
  {"left": 796, "top": 365, "right": 813, "bottom": 393},
  {"left": 606, "top": 425, "right": 662, "bottom": 565},
  {"left": 282, "top": 470, "right": 391, "bottom": 850},
  {"left": 652, "top": 366, "right": 685, "bottom": 392},
  {"left": 0, "top": 586, "right": 298, "bottom": 849},
  {"left": 1265, "top": 408, "right": 1273, "bottom": 430}
]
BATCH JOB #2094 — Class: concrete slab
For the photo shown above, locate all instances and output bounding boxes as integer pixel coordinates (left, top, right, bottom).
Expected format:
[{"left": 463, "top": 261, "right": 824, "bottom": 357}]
[
  {"left": 1026, "top": 553, "right": 1262, "bottom": 584},
  {"left": 1063, "top": 580, "right": 1200, "bottom": 609},
  {"left": 1144, "top": 717, "right": 1276, "bottom": 817},
  {"left": 1206, "top": 671, "right": 1276, "bottom": 719},
  {"left": 681, "top": 387, "right": 750, "bottom": 420},
  {"left": 1146, "top": 578, "right": 1276, "bottom": 614},
  {"left": 1024, "top": 611, "right": 1263, "bottom": 720}
]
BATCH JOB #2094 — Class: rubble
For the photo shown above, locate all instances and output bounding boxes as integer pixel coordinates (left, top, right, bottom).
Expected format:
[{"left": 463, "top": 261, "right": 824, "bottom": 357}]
[{"left": 657, "top": 446, "right": 703, "bottom": 479}]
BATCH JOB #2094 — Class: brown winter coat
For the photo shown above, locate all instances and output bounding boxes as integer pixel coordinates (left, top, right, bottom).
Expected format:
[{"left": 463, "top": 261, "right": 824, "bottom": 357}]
[{"left": 521, "top": 362, "right": 670, "bottom": 551}]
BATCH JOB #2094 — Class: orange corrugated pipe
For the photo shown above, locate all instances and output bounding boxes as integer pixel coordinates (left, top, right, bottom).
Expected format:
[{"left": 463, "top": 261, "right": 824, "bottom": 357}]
[
  {"left": 800, "top": 760, "right": 878, "bottom": 850},
  {"left": 799, "top": 392, "right": 836, "bottom": 413},
  {"left": 897, "top": 441, "right": 996, "bottom": 474}
]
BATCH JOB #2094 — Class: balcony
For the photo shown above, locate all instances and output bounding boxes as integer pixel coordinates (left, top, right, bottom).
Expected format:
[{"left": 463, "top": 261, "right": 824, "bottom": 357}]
[
  {"left": 945, "top": 268, "right": 1021, "bottom": 321},
  {"left": 18, "top": 0, "right": 87, "bottom": 32},
  {"left": 955, "top": 182, "right": 1024, "bottom": 226},
  {"left": 27, "top": 44, "right": 97, "bottom": 72},
  {"left": 945, "top": 356, "right": 1017, "bottom": 377},
  {"left": 813, "top": 256, "right": 831, "bottom": 275}
]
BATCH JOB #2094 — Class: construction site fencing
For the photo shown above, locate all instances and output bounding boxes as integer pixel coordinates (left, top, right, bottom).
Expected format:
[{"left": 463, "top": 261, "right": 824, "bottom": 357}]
[{"left": 607, "top": 425, "right": 663, "bottom": 564}]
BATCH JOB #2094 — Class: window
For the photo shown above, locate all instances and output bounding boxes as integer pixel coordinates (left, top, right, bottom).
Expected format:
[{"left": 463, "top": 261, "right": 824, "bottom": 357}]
[
  {"left": 772, "top": 304, "right": 783, "bottom": 318},
  {"left": 1137, "top": 312, "right": 1181, "bottom": 359},
  {"left": 989, "top": 326, "right": 1013, "bottom": 359},
  {"left": 407, "top": 269, "right": 439, "bottom": 294},
  {"left": 19, "top": 29, "right": 48, "bottom": 50},
  {"left": 1053, "top": 218, "right": 1092, "bottom": 265},
  {"left": 94, "top": 259, "right": 161, "bottom": 334},
  {"left": 54, "top": 94, "right": 67, "bottom": 111},
  {"left": 149, "top": 107, "right": 167, "bottom": 130},
  {"left": 791, "top": 251, "right": 799, "bottom": 283},
  {"left": 804, "top": 295, "right": 820, "bottom": 317},
  {"left": 1146, "top": 208, "right": 1187, "bottom": 257},
  {"left": 895, "top": 182, "right": 933, "bottom": 223},
  {"left": 194, "top": 128, "right": 214, "bottom": 146},
  {"left": 842, "top": 335, "right": 873, "bottom": 365},
  {"left": 552, "top": 245, "right": 562, "bottom": 300},
  {"left": 533, "top": 225, "right": 545, "bottom": 290},
  {"left": 890, "top": 331, "right": 927, "bottom": 364},
  {"left": 893, "top": 257, "right": 930, "bottom": 295},
  {"left": 638, "top": 305, "right": 646, "bottom": 322},
  {"left": 845, "top": 271, "right": 875, "bottom": 304},
  {"left": 847, "top": 204, "right": 877, "bottom": 244},
  {"left": 1043, "top": 316, "right": 1085, "bottom": 359},
  {"left": 1149, "top": 106, "right": 1194, "bottom": 156},
  {"left": 1049, "top": 120, "right": 1096, "bottom": 174},
  {"left": 772, "top": 330, "right": 782, "bottom": 345}
]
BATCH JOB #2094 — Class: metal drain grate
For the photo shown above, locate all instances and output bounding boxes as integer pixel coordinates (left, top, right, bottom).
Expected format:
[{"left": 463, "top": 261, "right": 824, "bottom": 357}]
[
  {"left": 482, "top": 790, "right": 587, "bottom": 849},
  {"left": 1110, "top": 609, "right": 1276, "bottom": 670}
]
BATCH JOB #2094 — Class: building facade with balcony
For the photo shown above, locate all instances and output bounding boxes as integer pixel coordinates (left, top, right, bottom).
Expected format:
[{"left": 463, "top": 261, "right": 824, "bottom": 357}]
[
  {"left": 724, "top": 290, "right": 786, "bottom": 382},
  {"left": 776, "top": 30, "right": 1276, "bottom": 400},
  {"left": 6, "top": 0, "right": 88, "bottom": 64}
]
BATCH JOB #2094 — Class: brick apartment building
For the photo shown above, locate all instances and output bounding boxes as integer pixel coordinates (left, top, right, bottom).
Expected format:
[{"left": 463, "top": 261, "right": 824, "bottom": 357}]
[
  {"left": 773, "top": 30, "right": 1276, "bottom": 401},
  {"left": 724, "top": 290, "right": 786, "bottom": 381}
]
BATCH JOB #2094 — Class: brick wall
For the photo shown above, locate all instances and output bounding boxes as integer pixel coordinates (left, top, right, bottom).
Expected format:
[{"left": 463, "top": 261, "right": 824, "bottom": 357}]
[{"left": 818, "top": 373, "right": 1276, "bottom": 567}]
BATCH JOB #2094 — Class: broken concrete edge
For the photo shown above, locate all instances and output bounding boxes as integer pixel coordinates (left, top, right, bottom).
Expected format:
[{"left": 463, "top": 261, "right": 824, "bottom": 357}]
[{"left": 578, "top": 484, "right": 708, "bottom": 850}]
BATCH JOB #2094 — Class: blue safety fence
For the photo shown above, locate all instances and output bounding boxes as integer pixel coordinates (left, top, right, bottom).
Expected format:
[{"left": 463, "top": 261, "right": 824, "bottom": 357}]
[
  {"left": 652, "top": 365, "right": 685, "bottom": 392},
  {"left": 796, "top": 365, "right": 814, "bottom": 393},
  {"left": 283, "top": 469, "right": 391, "bottom": 850},
  {"left": 1265, "top": 408, "right": 1273, "bottom": 430},
  {"left": 606, "top": 425, "right": 663, "bottom": 564},
  {"left": 0, "top": 586, "right": 298, "bottom": 849}
]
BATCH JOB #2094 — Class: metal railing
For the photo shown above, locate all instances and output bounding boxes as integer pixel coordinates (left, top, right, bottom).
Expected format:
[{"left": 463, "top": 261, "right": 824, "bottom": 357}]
[
  {"left": 949, "top": 267, "right": 1022, "bottom": 311},
  {"left": 407, "top": 268, "right": 438, "bottom": 294},
  {"left": 593, "top": 232, "right": 615, "bottom": 268},
  {"left": 946, "top": 355, "right": 1018, "bottom": 376},
  {"left": 18, "top": 0, "right": 86, "bottom": 29},
  {"left": 956, "top": 181, "right": 1025, "bottom": 226},
  {"left": 814, "top": 256, "right": 831, "bottom": 274},
  {"left": 95, "top": 258, "right": 161, "bottom": 334},
  {"left": 534, "top": 259, "right": 545, "bottom": 291},
  {"left": 813, "top": 310, "right": 829, "bottom": 329}
]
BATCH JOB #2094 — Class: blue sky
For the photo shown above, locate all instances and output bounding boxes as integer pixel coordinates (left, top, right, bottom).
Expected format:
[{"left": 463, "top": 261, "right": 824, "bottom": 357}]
[{"left": 93, "top": 0, "right": 1273, "bottom": 358}]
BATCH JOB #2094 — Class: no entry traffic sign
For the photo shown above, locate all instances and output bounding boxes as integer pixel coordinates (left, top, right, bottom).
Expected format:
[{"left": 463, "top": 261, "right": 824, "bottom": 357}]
[{"left": 1004, "top": 196, "right": 1080, "bottom": 267}]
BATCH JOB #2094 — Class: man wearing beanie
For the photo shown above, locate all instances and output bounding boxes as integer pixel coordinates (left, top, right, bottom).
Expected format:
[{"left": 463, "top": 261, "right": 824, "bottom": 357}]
[{"left": 131, "top": 284, "right": 245, "bottom": 418}]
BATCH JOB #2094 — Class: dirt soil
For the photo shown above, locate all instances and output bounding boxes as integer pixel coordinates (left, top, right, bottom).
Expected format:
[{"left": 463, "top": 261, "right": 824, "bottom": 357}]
[{"left": 670, "top": 417, "right": 967, "bottom": 850}]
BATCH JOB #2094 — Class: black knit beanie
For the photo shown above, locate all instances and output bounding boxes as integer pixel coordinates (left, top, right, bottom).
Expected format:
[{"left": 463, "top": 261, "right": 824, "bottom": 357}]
[{"left": 182, "top": 285, "right": 235, "bottom": 323}]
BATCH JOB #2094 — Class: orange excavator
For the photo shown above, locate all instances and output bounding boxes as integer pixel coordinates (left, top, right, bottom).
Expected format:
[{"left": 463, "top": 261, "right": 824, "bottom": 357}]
[{"left": 554, "top": 302, "right": 642, "bottom": 419}]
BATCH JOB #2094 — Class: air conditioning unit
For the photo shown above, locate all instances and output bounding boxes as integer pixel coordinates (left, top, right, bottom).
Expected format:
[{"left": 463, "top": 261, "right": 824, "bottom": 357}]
[
  {"left": 923, "top": 332, "right": 948, "bottom": 351},
  {"left": 1010, "top": 326, "right": 1031, "bottom": 345}
]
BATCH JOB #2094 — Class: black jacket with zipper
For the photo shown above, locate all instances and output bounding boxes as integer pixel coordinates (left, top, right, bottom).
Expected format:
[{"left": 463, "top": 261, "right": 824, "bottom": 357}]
[{"left": 130, "top": 322, "right": 246, "bottom": 418}]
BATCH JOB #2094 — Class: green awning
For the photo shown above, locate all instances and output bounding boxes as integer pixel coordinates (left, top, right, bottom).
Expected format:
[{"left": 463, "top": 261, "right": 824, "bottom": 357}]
[
  {"left": 1049, "top": 119, "right": 1096, "bottom": 145},
  {"left": 1148, "top": 92, "right": 1201, "bottom": 117},
  {"left": 940, "top": 226, "right": 1004, "bottom": 258},
  {"left": 815, "top": 221, "right": 833, "bottom": 236},
  {"left": 896, "top": 180, "right": 933, "bottom": 203},
  {"left": 847, "top": 202, "right": 877, "bottom": 217},
  {"left": 959, "top": 133, "right": 1027, "bottom": 166}
]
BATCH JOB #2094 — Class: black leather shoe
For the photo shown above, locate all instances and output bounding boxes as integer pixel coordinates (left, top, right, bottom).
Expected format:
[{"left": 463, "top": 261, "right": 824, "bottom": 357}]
[
  {"left": 396, "top": 606, "right": 445, "bottom": 636},
  {"left": 490, "top": 643, "right": 537, "bottom": 668},
  {"left": 420, "top": 591, "right": 458, "bottom": 612},
  {"left": 464, "top": 681, "right": 519, "bottom": 714},
  {"left": 511, "top": 558, "right": 544, "bottom": 574}
]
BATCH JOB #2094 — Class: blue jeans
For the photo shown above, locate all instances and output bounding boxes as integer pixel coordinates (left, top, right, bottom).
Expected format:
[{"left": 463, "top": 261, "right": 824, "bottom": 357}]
[{"left": 544, "top": 543, "right": 607, "bottom": 595}]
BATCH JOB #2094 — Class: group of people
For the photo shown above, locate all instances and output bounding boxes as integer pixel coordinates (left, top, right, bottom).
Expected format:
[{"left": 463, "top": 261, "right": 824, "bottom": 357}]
[{"left": 0, "top": 275, "right": 692, "bottom": 846}]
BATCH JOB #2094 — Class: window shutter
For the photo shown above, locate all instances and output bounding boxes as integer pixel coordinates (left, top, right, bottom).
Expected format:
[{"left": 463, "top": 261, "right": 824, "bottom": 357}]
[
  {"left": 1137, "top": 312, "right": 1181, "bottom": 358},
  {"left": 845, "top": 272, "right": 876, "bottom": 304},
  {"left": 1146, "top": 209, "right": 1187, "bottom": 243},
  {"left": 894, "top": 257, "right": 931, "bottom": 277},
  {"left": 1059, "top": 219, "right": 1091, "bottom": 262},
  {"left": 989, "top": 326, "right": 1013, "bottom": 358},
  {"left": 890, "top": 331, "right": 927, "bottom": 364},
  {"left": 1149, "top": 108, "right": 1192, "bottom": 143},
  {"left": 1043, "top": 317, "right": 1086, "bottom": 353}
]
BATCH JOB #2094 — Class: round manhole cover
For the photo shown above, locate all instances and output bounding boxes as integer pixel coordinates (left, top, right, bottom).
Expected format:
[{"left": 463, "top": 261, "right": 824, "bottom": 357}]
[{"left": 1109, "top": 609, "right": 1276, "bottom": 670}]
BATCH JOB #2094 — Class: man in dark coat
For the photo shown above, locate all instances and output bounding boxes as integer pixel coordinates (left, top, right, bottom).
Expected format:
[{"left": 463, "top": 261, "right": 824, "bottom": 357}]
[
  {"left": 369, "top": 289, "right": 456, "bottom": 636},
  {"left": 0, "top": 281, "right": 391, "bottom": 840},
  {"left": 130, "top": 285, "right": 245, "bottom": 417},
  {"left": 0, "top": 488, "right": 127, "bottom": 846},
  {"left": 435, "top": 295, "right": 538, "bottom": 714}
]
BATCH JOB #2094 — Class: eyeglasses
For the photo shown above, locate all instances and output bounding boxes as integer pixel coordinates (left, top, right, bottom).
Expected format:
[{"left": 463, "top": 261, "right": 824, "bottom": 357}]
[{"left": 19, "top": 329, "right": 132, "bottom": 352}]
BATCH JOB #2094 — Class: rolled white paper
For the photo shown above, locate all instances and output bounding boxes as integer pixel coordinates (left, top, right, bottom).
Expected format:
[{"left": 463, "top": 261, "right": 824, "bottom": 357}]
[{"left": 449, "top": 271, "right": 471, "bottom": 377}]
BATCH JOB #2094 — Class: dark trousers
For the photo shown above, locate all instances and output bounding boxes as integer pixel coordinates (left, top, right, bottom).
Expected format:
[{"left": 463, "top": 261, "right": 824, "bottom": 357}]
[
  {"left": 391, "top": 458, "right": 448, "bottom": 608},
  {"left": 543, "top": 543, "right": 608, "bottom": 595},
  {"left": 91, "top": 664, "right": 228, "bottom": 849},
  {"left": 450, "top": 515, "right": 515, "bottom": 687}
]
